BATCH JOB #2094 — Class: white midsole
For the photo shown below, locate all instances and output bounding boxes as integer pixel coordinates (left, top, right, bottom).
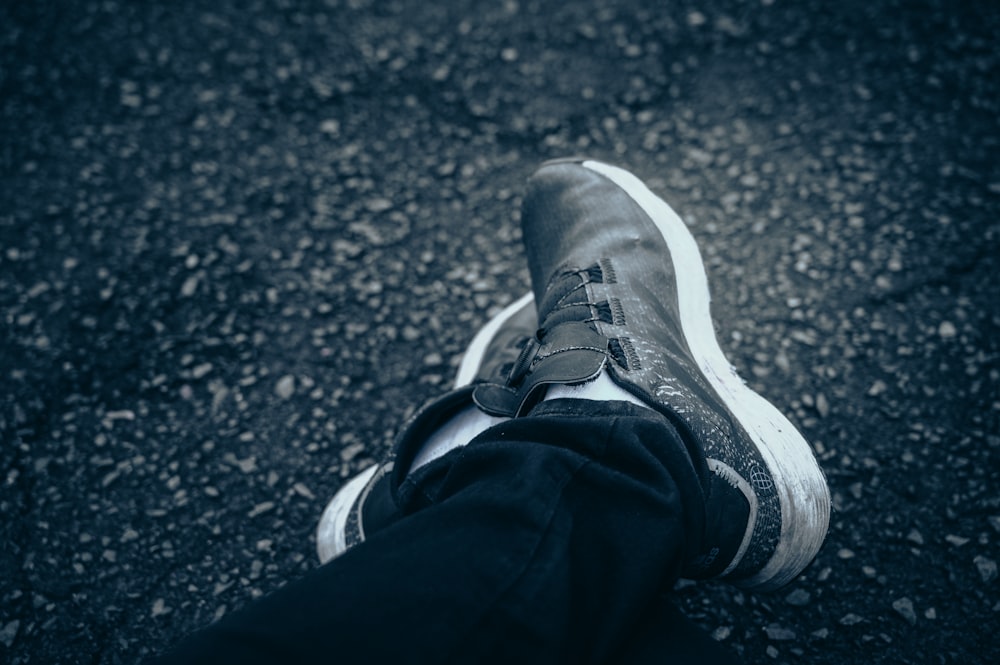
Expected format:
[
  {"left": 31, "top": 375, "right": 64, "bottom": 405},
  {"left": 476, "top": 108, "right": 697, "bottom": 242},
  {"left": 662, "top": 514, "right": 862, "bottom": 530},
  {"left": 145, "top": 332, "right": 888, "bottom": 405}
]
[
  {"left": 316, "top": 464, "right": 378, "bottom": 564},
  {"left": 455, "top": 291, "right": 535, "bottom": 387},
  {"left": 583, "top": 160, "right": 830, "bottom": 588}
]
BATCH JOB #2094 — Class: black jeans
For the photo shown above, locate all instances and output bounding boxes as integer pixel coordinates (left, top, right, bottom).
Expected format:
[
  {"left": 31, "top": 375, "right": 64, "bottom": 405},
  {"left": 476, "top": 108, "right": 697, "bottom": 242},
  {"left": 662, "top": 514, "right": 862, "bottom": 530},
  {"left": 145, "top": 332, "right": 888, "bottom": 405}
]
[{"left": 151, "top": 399, "right": 740, "bottom": 664}]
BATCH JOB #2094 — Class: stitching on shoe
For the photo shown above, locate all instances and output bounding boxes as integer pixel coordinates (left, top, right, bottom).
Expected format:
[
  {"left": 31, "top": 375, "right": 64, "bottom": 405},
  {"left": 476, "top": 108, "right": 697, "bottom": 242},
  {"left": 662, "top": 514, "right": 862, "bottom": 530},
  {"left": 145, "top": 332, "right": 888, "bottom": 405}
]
[
  {"left": 598, "top": 258, "right": 617, "bottom": 284},
  {"left": 553, "top": 300, "right": 595, "bottom": 314},
  {"left": 712, "top": 460, "right": 742, "bottom": 489},
  {"left": 550, "top": 299, "right": 608, "bottom": 325},
  {"left": 621, "top": 338, "right": 641, "bottom": 369},
  {"left": 549, "top": 299, "right": 625, "bottom": 326},
  {"left": 534, "top": 344, "right": 607, "bottom": 363},
  {"left": 608, "top": 337, "right": 641, "bottom": 370},
  {"left": 608, "top": 297, "right": 626, "bottom": 326}
]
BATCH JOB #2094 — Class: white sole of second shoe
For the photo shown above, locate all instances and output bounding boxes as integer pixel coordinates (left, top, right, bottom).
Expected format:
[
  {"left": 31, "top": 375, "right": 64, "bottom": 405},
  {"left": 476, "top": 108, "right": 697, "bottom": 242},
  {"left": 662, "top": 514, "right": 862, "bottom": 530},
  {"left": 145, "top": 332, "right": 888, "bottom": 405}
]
[
  {"left": 583, "top": 159, "right": 830, "bottom": 590},
  {"left": 316, "top": 292, "right": 535, "bottom": 564},
  {"left": 455, "top": 291, "right": 536, "bottom": 386},
  {"left": 316, "top": 464, "right": 378, "bottom": 564}
]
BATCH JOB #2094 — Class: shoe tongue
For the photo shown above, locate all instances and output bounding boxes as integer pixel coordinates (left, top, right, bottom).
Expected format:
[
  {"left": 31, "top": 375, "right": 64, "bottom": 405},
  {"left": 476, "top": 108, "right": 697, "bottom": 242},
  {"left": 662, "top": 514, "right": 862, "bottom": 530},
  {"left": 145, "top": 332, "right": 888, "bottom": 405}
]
[
  {"left": 473, "top": 321, "right": 609, "bottom": 417},
  {"left": 537, "top": 266, "right": 601, "bottom": 330}
]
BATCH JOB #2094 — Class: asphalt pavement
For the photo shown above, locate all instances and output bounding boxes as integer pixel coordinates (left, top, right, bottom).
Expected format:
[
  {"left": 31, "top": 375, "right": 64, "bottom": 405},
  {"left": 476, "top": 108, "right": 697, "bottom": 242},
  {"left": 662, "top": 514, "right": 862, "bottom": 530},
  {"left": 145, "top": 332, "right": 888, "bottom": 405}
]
[{"left": 2, "top": 0, "right": 998, "bottom": 663}]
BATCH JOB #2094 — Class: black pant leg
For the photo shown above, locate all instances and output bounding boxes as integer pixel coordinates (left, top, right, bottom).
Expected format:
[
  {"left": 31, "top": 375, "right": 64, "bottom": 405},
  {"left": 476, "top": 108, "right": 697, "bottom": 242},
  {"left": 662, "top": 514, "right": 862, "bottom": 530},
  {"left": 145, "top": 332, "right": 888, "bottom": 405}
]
[{"left": 149, "top": 400, "right": 725, "bottom": 665}]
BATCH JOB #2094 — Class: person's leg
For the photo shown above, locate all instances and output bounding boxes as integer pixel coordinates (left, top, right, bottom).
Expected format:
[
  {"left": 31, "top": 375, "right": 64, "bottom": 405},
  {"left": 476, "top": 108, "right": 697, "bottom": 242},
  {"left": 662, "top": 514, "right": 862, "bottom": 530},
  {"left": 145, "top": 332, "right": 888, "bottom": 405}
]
[
  {"left": 151, "top": 157, "right": 826, "bottom": 665},
  {"left": 307, "top": 291, "right": 742, "bottom": 664},
  {"left": 319, "top": 158, "right": 831, "bottom": 589},
  {"left": 150, "top": 398, "right": 711, "bottom": 665}
]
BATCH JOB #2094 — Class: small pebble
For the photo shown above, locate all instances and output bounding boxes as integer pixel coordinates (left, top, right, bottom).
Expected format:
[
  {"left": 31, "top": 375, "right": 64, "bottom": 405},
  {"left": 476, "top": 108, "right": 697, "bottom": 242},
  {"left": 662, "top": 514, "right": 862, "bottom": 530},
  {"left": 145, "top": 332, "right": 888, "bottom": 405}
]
[
  {"left": 867, "top": 380, "right": 888, "bottom": 396},
  {"left": 765, "top": 624, "right": 797, "bottom": 641},
  {"left": 892, "top": 597, "right": 917, "bottom": 625},
  {"left": 816, "top": 393, "right": 830, "bottom": 417},
  {"left": 293, "top": 482, "right": 315, "bottom": 499},
  {"left": 785, "top": 588, "right": 811, "bottom": 606},
  {"left": 974, "top": 556, "right": 998, "bottom": 583},
  {"left": 151, "top": 598, "right": 169, "bottom": 617},
  {"left": 247, "top": 502, "right": 275, "bottom": 518},
  {"left": 711, "top": 626, "right": 732, "bottom": 641},
  {"left": 987, "top": 516, "right": 1000, "bottom": 534},
  {"left": 340, "top": 442, "right": 365, "bottom": 462},
  {"left": 275, "top": 374, "right": 296, "bottom": 399},
  {"left": 0, "top": 620, "right": 19, "bottom": 648},
  {"left": 181, "top": 275, "right": 199, "bottom": 297}
]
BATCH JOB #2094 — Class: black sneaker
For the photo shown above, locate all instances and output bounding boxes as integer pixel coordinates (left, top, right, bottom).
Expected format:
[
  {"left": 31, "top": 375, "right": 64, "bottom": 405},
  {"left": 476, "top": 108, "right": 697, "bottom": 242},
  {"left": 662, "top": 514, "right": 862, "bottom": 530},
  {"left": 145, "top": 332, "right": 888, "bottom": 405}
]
[
  {"left": 315, "top": 293, "right": 535, "bottom": 563},
  {"left": 473, "top": 158, "right": 830, "bottom": 590}
]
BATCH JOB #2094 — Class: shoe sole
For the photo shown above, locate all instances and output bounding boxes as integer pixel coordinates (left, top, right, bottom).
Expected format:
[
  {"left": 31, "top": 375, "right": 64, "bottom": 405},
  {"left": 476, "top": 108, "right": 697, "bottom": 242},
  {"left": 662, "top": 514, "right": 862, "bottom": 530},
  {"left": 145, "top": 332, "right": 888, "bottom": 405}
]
[
  {"left": 581, "top": 159, "right": 830, "bottom": 590},
  {"left": 316, "top": 464, "right": 377, "bottom": 563},
  {"left": 316, "top": 292, "right": 536, "bottom": 564}
]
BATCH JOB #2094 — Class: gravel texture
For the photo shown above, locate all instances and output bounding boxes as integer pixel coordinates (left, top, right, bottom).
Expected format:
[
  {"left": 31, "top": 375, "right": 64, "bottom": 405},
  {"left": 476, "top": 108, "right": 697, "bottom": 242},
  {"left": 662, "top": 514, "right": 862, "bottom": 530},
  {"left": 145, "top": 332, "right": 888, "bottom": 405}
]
[{"left": 2, "top": 0, "right": 998, "bottom": 663}]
